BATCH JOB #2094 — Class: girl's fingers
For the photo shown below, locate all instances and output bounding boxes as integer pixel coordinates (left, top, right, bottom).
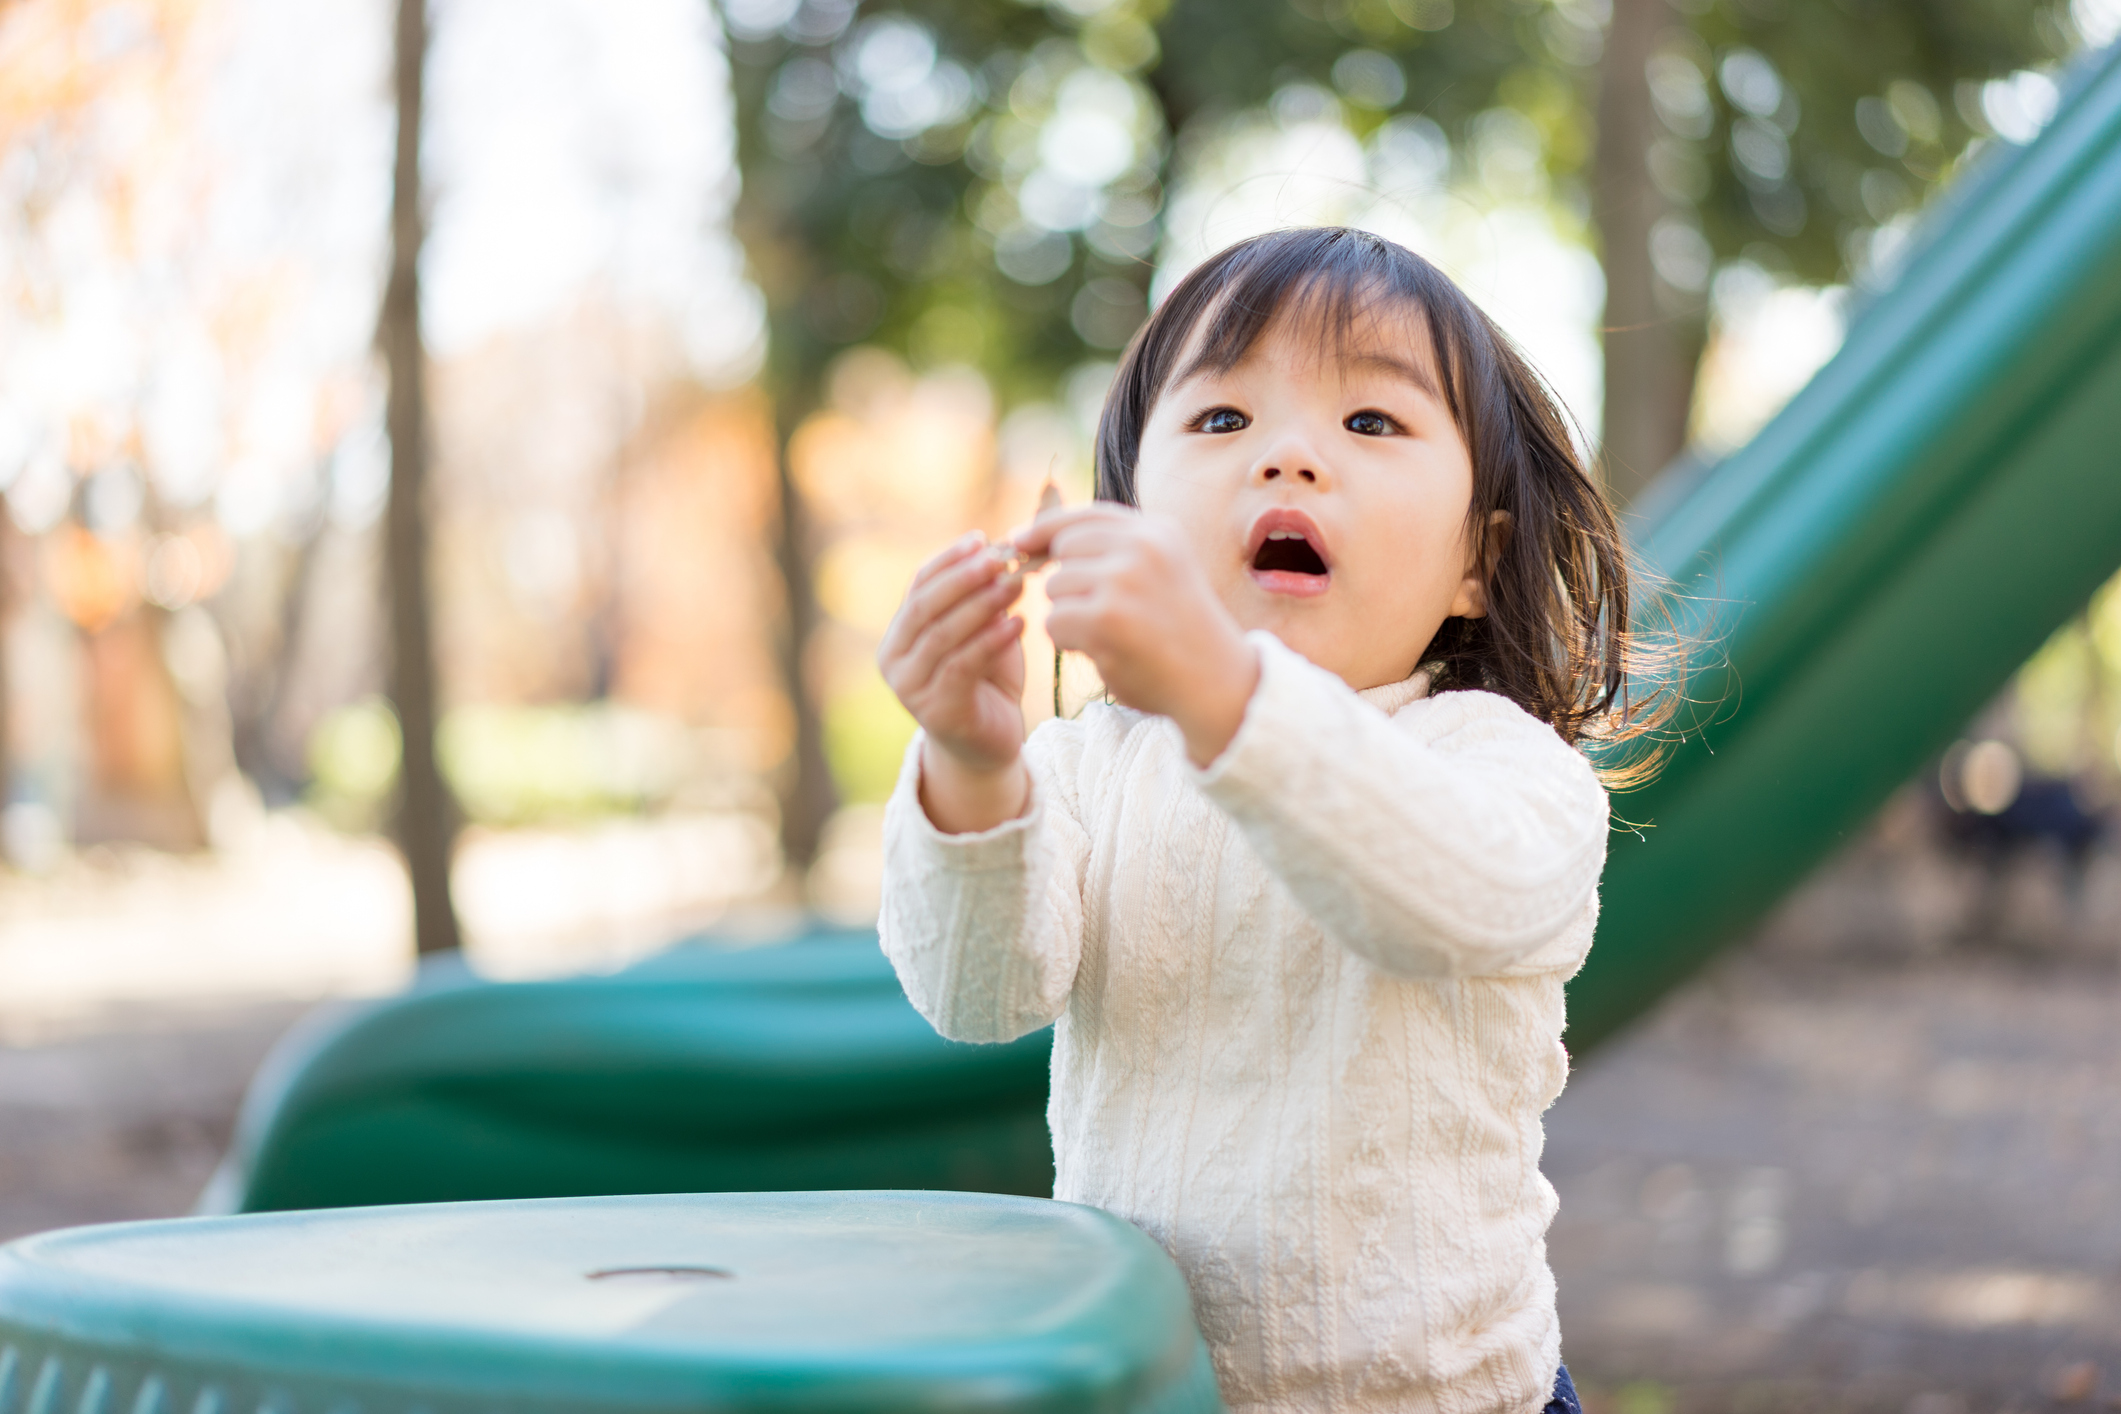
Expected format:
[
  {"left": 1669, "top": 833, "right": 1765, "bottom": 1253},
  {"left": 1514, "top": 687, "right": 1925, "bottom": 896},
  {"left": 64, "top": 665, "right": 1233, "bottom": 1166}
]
[
  {"left": 1009, "top": 533, "right": 1123, "bottom": 607},
  {"left": 907, "top": 531, "right": 988, "bottom": 593},
  {"left": 957, "top": 613, "right": 1026, "bottom": 670},
  {"left": 1006, "top": 504, "right": 1133, "bottom": 559},
  {"left": 881, "top": 546, "right": 1009, "bottom": 664},
  {"left": 887, "top": 535, "right": 993, "bottom": 652},
  {"left": 941, "top": 614, "right": 1022, "bottom": 691},
  {"left": 932, "top": 614, "right": 1024, "bottom": 695},
  {"left": 1042, "top": 601, "right": 1095, "bottom": 658},
  {"left": 1040, "top": 559, "right": 1111, "bottom": 604},
  {"left": 899, "top": 576, "right": 1023, "bottom": 688}
]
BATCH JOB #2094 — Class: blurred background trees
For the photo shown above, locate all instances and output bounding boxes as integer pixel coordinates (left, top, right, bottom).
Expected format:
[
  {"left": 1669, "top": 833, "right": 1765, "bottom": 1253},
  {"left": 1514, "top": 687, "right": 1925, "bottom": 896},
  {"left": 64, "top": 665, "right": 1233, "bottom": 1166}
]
[
  {"left": 720, "top": 0, "right": 1167, "bottom": 866},
  {"left": 720, "top": 0, "right": 2075, "bottom": 511},
  {"left": 1591, "top": 0, "right": 2069, "bottom": 497},
  {"left": 0, "top": 0, "right": 2111, "bottom": 966}
]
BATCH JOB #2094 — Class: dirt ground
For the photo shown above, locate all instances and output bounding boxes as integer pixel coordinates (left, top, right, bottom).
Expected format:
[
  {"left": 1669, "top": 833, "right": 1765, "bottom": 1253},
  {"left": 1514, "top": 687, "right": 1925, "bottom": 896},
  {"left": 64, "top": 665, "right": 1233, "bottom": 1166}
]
[
  {"left": 3, "top": 828, "right": 2119, "bottom": 1413},
  {"left": 1548, "top": 944, "right": 2121, "bottom": 1413},
  {"left": 0, "top": 1002, "right": 305, "bottom": 1240}
]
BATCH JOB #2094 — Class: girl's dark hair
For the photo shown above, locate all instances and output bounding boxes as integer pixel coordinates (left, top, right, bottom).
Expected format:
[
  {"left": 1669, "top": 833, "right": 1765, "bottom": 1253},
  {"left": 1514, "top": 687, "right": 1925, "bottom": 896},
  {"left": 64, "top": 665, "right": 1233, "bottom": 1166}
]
[{"left": 1094, "top": 226, "right": 1672, "bottom": 783}]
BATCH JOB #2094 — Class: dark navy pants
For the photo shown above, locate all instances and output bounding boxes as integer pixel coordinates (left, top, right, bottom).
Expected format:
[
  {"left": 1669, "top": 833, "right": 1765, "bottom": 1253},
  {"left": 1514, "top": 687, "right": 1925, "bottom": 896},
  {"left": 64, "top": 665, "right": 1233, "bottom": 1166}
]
[{"left": 1543, "top": 1364, "right": 1582, "bottom": 1414}]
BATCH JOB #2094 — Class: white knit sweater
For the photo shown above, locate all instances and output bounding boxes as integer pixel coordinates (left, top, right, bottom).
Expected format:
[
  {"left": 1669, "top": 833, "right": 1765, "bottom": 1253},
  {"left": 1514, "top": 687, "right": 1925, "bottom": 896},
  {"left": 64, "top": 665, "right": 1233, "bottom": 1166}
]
[{"left": 879, "top": 631, "right": 1609, "bottom": 1414}]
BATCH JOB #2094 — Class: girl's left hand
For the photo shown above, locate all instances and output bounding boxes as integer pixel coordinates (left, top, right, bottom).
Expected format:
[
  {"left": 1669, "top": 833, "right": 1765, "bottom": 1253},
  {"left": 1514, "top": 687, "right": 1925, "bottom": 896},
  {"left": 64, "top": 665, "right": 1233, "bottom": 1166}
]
[{"left": 1009, "top": 505, "right": 1260, "bottom": 767}]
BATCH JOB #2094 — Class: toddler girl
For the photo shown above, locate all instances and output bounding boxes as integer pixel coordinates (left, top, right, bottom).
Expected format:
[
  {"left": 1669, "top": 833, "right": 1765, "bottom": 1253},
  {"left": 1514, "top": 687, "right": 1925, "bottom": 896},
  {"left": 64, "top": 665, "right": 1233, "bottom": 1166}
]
[{"left": 876, "top": 226, "right": 1649, "bottom": 1414}]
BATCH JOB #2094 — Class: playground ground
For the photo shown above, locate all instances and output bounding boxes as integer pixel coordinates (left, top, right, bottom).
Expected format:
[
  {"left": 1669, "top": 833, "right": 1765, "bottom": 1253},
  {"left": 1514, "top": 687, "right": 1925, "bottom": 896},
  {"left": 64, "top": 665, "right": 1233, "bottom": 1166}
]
[{"left": 2, "top": 800, "right": 2118, "bottom": 1414}]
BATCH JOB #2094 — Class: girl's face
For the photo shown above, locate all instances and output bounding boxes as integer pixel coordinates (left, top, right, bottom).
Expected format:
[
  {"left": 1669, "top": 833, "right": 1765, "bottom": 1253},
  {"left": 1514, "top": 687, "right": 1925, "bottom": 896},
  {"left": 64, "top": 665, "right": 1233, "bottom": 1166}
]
[{"left": 1133, "top": 306, "right": 1491, "bottom": 692}]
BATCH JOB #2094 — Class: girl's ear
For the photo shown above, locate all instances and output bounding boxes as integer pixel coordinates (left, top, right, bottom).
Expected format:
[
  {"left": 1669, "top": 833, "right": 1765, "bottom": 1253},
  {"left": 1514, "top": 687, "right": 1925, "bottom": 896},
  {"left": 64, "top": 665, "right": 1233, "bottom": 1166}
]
[{"left": 1449, "top": 510, "right": 1513, "bottom": 620}]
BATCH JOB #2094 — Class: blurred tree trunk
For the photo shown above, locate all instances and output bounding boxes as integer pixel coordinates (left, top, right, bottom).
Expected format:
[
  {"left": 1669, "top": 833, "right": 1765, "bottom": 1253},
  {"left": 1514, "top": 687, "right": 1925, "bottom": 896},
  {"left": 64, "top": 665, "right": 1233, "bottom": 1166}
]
[
  {"left": 769, "top": 382, "right": 835, "bottom": 873},
  {"left": 719, "top": 31, "right": 838, "bottom": 879},
  {"left": 381, "top": 0, "right": 462, "bottom": 955},
  {"left": 1594, "top": 0, "right": 1705, "bottom": 503}
]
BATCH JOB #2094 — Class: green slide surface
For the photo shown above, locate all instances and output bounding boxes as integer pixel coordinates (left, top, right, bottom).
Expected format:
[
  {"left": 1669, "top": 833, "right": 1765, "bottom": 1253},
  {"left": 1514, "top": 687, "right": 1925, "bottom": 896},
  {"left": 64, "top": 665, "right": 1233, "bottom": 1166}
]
[
  {"left": 0, "top": 1191, "right": 1222, "bottom": 1414},
  {"left": 1570, "top": 43, "right": 2121, "bottom": 1048},
  {"left": 207, "top": 936, "right": 1053, "bottom": 1214}
]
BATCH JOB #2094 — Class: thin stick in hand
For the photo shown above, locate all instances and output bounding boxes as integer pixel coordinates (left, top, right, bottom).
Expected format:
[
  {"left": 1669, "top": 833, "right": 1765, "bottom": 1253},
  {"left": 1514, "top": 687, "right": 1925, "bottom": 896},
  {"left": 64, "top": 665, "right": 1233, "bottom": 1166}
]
[{"left": 1000, "top": 479, "right": 1065, "bottom": 583}]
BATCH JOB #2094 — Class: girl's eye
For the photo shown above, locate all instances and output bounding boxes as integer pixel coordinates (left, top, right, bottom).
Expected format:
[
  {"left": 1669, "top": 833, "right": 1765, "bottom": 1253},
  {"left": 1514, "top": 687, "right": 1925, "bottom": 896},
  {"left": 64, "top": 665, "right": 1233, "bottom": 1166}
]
[
  {"left": 1346, "top": 410, "right": 1397, "bottom": 437},
  {"left": 1198, "top": 408, "right": 1249, "bottom": 434}
]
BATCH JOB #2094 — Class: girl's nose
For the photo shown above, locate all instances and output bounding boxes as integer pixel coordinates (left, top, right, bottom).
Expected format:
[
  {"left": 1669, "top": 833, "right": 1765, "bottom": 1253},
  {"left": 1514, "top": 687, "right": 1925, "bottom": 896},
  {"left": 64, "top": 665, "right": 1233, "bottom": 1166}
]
[{"left": 1251, "top": 433, "right": 1330, "bottom": 488}]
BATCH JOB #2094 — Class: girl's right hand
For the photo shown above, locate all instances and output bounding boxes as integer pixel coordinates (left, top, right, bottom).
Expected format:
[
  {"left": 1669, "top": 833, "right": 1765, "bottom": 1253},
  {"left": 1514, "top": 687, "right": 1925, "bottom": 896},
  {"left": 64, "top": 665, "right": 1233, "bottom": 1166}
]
[{"left": 877, "top": 533, "right": 1031, "bottom": 832}]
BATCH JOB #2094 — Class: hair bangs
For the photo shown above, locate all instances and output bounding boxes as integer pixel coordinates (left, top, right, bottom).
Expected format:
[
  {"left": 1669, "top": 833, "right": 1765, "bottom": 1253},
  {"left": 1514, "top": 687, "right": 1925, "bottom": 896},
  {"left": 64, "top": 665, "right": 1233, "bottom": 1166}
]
[{"left": 1172, "top": 238, "right": 1464, "bottom": 426}]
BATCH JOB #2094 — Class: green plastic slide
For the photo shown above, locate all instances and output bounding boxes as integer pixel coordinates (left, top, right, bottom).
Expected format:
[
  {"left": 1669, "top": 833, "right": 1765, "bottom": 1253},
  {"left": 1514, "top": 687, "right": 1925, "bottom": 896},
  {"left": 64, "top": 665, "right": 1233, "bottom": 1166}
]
[
  {"left": 1569, "top": 41, "right": 2121, "bottom": 1048},
  {"left": 0, "top": 1191, "right": 1223, "bottom": 1414},
  {"left": 206, "top": 937, "right": 1053, "bottom": 1213}
]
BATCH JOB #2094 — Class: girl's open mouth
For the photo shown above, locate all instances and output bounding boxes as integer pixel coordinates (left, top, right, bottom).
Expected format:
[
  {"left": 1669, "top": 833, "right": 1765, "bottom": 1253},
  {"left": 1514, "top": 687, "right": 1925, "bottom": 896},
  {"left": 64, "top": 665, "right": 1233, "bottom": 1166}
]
[{"left": 1246, "top": 509, "right": 1332, "bottom": 597}]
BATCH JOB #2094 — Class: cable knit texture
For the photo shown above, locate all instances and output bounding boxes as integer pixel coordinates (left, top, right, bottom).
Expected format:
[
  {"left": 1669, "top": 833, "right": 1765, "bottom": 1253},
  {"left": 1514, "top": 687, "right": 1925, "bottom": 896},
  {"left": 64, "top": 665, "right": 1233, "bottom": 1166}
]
[{"left": 879, "top": 631, "right": 1609, "bottom": 1414}]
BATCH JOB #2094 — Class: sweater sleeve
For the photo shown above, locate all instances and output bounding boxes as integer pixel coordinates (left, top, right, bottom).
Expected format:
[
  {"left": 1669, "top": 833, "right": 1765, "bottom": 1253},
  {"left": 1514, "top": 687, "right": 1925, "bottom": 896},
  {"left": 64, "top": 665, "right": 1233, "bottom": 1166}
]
[
  {"left": 1194, "top": 632, "right": 1609, "bottom": 980},
  {"left": 877, "top": 723, "right": 1092, "bottom": 1042}
]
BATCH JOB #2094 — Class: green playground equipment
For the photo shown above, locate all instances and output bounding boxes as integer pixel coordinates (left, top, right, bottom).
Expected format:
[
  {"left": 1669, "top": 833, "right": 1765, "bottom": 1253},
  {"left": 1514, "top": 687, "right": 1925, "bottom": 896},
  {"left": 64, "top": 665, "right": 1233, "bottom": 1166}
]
[
  {"left": 0, "top": 1191, "right": 1223, "bottom": 1414},
  {"left": 214, "top": 42, "right": 2121, "bottom": 1212},
  {"left": 205, "top": 936, "right": 1053, "bottom": 1213},
  {"left": 1570, "top": 41, "right": 2121, "bottom": 1048}
]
